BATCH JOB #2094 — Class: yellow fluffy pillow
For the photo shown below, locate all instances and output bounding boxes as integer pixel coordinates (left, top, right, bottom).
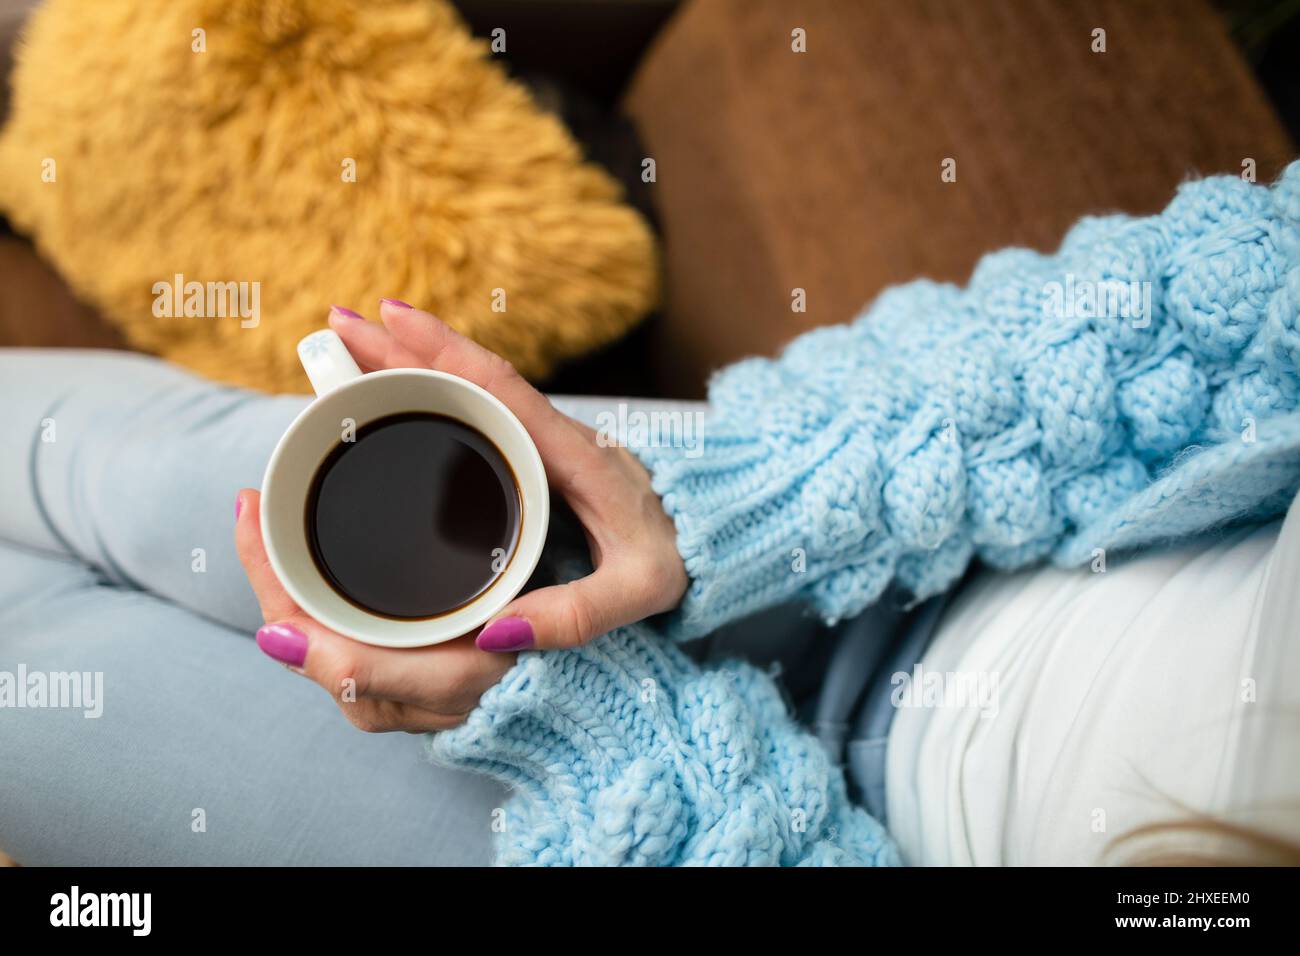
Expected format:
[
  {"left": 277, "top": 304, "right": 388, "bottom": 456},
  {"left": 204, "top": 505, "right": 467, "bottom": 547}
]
[{"left": 0, "top": 0, "right": 657, "bottom": 390}]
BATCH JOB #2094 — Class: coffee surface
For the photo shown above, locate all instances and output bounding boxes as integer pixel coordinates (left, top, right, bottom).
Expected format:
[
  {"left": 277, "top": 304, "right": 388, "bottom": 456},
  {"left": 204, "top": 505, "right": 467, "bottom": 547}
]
[{"left": 306, "top": 412, "right": 520, "bottom": 619}]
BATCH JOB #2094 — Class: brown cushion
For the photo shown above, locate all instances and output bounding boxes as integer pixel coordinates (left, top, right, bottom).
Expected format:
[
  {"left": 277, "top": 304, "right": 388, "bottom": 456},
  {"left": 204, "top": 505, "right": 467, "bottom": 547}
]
[
  {"left": 0, "top": 0, "right": 124, "bottom": 351},
  {"left": 0, "top": 234, "right": 126, "bottom": 350},
  {"left": 625, "top": 0, "right": 1295, "bottom": 396},
  {"left": 0, "top": 0, "right": 35, "bottom": 124}
]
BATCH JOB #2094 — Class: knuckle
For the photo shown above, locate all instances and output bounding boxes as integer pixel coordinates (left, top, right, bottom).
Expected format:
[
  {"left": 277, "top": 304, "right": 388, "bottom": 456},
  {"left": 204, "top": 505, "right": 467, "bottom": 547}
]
[
  {"left": 489, "top": 353, "right": 519, "bottom": 381},
  {"left": 563, "top": 592, "right": 601, "bottom": 644},
  {"left": 320, "top": 652, "right": 366, "bottom": 701},
  {"left": 476, "top": 353, "right": 521, "bottom": 394}
]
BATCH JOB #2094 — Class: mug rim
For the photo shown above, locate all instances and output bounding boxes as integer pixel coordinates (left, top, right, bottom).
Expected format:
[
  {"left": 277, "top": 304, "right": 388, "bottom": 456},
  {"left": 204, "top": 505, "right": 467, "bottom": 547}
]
[{"left": 259, "top": 367, "right": 550, "bottom": 647}]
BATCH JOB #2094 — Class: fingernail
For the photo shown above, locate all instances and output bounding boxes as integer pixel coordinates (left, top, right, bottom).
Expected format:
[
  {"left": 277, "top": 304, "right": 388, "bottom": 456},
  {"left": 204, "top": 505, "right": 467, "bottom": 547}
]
[
  {"left": 256, "top": 623, "right": 308, "bottom": 667},
  {"left": 476, "top": 617, "right": 533, "bottom": 652},
  {"left": 380, "top": 298, "right": 413, "bottom": 309},
  {"left": 234, "top": 493, "right": 243, "bottom": 521},
  {"left": 331, "top": 305, "right": 365, "bottom": 320}
]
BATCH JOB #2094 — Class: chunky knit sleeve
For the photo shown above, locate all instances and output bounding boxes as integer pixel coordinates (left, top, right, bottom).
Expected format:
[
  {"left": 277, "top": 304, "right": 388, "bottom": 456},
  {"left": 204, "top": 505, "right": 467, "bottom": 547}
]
[
  {"left": 429, "top": 625, "right": 899, "bottom": 866},
  {"left": 636, "top": 164, "right": 1300, "bottom": 639}
]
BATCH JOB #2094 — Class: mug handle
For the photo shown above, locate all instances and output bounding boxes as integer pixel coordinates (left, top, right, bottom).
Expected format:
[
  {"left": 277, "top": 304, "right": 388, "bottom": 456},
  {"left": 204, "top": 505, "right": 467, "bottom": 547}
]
[{"left": 297, "top": 330, "right": 363, "bottom": 397}]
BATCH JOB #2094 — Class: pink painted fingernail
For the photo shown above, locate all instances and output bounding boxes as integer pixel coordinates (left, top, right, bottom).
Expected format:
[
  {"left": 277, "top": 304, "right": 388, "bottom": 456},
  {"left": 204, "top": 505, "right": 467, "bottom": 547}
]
[
  {"left": 476, "top": 617, "right": 533, "bottom": 652},
  {"left": 331, "top": 305, "right": 365, "bottom": 320},
  {"left": 256, "top": 623, "right": 308, "bottom": 667},
  {"left": 234, "top": 493, "right": 243, "bottom": 521},
  {"left": 381, "top": 298, "right": 413, "bottom": 309}
]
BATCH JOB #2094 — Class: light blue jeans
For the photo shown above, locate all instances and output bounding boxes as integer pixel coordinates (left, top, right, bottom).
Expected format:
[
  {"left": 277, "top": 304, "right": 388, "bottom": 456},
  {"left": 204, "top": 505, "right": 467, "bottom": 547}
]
[{"left": 0, "top": 348, "right": 708, "bottom": 865}]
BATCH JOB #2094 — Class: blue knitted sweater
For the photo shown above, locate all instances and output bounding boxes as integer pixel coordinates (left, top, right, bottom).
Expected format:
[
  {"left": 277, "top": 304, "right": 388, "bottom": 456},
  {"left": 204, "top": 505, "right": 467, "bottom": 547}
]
[{"left": 431, "top": 165, "right": 1300, "bottom": 865}]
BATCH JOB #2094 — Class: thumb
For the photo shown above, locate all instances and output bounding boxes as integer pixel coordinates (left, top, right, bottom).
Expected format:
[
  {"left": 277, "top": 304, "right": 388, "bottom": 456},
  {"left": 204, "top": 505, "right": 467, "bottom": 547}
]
[{"left": 476, "top": 564, "right": 645, "bottom": 652}]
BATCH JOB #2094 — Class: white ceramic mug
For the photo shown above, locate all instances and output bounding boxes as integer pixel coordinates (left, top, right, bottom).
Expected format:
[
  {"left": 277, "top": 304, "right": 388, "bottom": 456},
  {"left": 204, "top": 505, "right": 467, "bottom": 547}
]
[{"left": 259, "top": 329, "right": 549, "bottom": 648}]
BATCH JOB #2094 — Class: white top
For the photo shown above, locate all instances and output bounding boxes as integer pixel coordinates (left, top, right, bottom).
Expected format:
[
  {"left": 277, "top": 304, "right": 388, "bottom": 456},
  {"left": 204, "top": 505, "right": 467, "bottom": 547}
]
[{"left": 886, "top": 493, "right": 1300, "bottom": 865}]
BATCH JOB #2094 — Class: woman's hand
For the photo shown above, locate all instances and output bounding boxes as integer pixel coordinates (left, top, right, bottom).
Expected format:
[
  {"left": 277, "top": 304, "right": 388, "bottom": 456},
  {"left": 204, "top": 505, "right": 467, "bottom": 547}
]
[
  {"left": 235, "top": 487, "right": 513, "bottom": 732},
  {"left": 233, "top": 299, "right": 687, "bottom": 732}
]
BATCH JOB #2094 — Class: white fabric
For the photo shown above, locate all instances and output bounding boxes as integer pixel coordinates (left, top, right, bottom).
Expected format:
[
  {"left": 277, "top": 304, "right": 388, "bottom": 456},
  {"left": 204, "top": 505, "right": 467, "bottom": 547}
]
[{"left": 886, "top": 493, "right": 1300, "bottom": 866}]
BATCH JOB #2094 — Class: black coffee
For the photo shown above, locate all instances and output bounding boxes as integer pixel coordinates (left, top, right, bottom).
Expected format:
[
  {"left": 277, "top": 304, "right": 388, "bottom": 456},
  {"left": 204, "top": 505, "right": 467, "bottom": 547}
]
[{"left": 305, "top": 412, "right": 521, "bottom": 619}]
